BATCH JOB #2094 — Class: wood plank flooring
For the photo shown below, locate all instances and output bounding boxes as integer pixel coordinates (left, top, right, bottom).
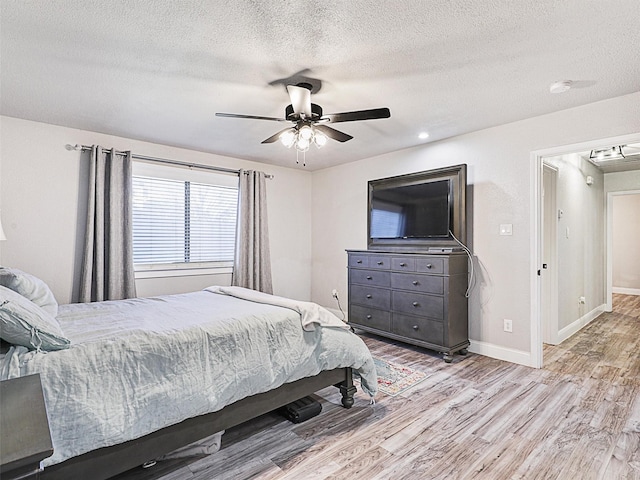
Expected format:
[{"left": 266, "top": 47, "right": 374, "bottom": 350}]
[{"left": 114, "top": 294, "right": 640, "bottom": 480}]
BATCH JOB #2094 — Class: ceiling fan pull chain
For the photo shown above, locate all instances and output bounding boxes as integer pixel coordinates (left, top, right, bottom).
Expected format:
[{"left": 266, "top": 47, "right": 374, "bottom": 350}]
[{"left": 295, "top": 149, "right": 306, "bottom": 166}]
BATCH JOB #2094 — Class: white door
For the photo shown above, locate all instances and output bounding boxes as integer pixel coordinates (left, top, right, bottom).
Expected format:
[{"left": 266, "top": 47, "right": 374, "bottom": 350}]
[{"left": 542, "top": 163, "right": 559, "bottom": 344}]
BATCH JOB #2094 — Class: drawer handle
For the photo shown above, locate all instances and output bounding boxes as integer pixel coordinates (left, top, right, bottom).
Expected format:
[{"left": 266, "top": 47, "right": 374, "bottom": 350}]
[
  {"left": 412, "top": 325, "right": 419, "bottom": 330},
  {"left": 426, "top": 263, "right": 433, "bottom": 269},
  {"left": 377, "top": 261, "right": 384, "bottom": 265},
  {"left": 399, "top": 262, "right": 406, "bottom": 267},
  {"left": 366, "top": 315, "right": 372, "bottom": 319},
  {"left": 366, "top": 294, "right": 372, "bottom": 299},
  {"left": 356, "top": 260, "right": 363, "bottom": 264},
  {"left": 412, "top": 302, "right": 419, "bottom": 307},
  {"left": 366, "top": 276, "right": 373, "bottom": 280},
  {"left": 412, "top": 280, "right": 419, "bottom": 286}
]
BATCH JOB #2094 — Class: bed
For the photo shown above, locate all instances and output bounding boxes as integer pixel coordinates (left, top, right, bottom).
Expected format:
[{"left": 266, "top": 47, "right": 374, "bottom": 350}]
[{"left": 0, "top": 269, "right": 377, "bottom": 480}]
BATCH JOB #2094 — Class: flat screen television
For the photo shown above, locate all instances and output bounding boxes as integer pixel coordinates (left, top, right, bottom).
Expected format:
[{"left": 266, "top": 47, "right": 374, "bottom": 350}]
[{"left": 367, "top": 164, "right": 467, "bottom": 251}]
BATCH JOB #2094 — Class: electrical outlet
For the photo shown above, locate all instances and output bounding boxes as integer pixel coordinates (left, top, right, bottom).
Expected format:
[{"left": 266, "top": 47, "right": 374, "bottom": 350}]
[
  {"left": 332, "top": 289, "right": 338, "bottom": 299},
  {"left": 503, "top": 319, "right": 513, "bottom": 333}
]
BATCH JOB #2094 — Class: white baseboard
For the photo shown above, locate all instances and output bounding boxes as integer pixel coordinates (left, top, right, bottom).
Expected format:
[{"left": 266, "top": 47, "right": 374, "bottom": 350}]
[
  {"left": 612, "top": 287, "right": 640, "bottom": 296},
  {"left": 468, "top": 340, "right": 533, "bottom": 367},
  {"left": 557, "top": 303, "right": 606, "bottom": 344}
]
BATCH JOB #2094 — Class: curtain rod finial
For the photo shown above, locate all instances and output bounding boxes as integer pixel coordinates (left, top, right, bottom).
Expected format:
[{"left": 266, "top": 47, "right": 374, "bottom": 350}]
[{"left": 65, "top": 144, "right": 82, "bottom": 151}]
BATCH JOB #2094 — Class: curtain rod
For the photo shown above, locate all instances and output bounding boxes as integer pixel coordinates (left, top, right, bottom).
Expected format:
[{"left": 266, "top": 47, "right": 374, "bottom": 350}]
[{"left": 65, "top": 144, "right": 273, "bottom": 178}]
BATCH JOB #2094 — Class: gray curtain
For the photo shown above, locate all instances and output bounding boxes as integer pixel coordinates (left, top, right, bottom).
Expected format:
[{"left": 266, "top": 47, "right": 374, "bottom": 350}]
[
  {"left": 79, "top": 146, "right": 136, "bottom": 302},
  {"left": 232, "top": 170, "right": 273, "bottom": 293}
]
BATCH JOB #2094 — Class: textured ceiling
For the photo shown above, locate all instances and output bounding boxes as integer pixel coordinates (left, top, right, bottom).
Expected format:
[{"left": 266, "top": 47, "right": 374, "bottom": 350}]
[{"left": 1, "top": 0, "right": 639, "bottom": 170}]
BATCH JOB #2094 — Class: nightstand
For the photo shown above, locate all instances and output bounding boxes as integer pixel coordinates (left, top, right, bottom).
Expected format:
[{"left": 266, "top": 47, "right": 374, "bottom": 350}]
[{"left": 0, "top": 374, "right": 53, "bottom": 479}]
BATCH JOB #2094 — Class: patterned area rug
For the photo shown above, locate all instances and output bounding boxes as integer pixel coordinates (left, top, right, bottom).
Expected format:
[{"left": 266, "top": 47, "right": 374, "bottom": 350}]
[{"left": 357, "top": 357, "right": 428, "bottom": 397}]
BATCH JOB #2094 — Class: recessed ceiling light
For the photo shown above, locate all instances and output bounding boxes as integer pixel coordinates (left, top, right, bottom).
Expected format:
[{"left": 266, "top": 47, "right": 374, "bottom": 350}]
[
  {"left": 418, "top": 132, "right": 429, "bottom": 139},
  {"left": 549, "top": 80, "right": 573, "bottom": 94}
]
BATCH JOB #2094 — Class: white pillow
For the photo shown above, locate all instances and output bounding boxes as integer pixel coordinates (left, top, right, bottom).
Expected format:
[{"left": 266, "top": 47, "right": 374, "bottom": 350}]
[
  {"left": 0, "top": 266, "right": 58, "bottom": 317},
  {"left": 0, "top": 286, "right": 70, "bottom": 351}
]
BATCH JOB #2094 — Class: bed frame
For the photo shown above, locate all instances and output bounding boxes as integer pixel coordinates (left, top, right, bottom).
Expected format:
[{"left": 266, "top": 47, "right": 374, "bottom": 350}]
[{"left": 39, "top": 367, "right": 356, "bottom": 480}]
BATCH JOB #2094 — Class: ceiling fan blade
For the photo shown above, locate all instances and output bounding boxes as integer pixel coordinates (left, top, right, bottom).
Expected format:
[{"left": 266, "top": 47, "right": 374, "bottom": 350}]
[
  {"left": 286, "top": 85, "right": 312, "bottom": 117},
  {"left": 216, "top": 112, "right": 287, "bottom": 122},
  {"left": 321, "top": 107, "right": 391, "bottom": 124},
  {"left": 261, "top": 128, "right": 294, "bottom": 144},
  {"left": 314, "top": 124, "right": 353, "bottom": 143}
]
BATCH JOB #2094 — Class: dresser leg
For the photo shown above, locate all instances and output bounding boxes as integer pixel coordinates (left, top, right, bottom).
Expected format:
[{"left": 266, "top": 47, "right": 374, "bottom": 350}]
[{"left": 443, "top": 353, "right": 453, "bottom": 363}]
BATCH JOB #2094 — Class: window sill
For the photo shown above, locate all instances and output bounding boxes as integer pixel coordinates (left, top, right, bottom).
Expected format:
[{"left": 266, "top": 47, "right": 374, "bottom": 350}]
[{"left": 134, "top": 266, "right": 233, "bottom": 279}]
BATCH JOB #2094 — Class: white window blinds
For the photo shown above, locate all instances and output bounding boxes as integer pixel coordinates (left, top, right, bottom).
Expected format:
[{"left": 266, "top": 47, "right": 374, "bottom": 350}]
[
  {"left": 132, "top": 172, "right": 238, "bottom": 267},
  {"left": 370, "top": 201, "right": 405, "bottom": 238}
]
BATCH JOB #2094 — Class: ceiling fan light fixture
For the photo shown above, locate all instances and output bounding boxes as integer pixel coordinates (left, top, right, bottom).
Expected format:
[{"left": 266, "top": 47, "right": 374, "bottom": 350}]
[
  {"left": 296, "top": 136, "right": 311, "bottom": 151},
  {"left": 314, "top": 131, "right": 328, "bottom": 147},
  {"left": 299, "top": 125, "right": 314, "bottom": 140},
  {"left": 281, "top": 125, "right": 328, "bottom": 151},
  {"left": 279, "top": 130, "right": 296, "bottom": 148}
]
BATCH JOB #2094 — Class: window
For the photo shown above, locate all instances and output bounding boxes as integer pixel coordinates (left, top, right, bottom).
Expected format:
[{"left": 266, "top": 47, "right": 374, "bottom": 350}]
[{"left": 131, "top": 162, "right": 238, "bottom": 274}]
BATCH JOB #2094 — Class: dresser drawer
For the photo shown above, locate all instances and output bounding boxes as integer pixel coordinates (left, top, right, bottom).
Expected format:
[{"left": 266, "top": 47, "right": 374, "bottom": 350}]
[
  {"left": 391, "top": 257, "right": 415, "bottom": 271},
  {"left": 367, "top": 255, "right": 391, "bottom": 270},
  {"left": 350, "top": 285, "right": 391, "bottom": 310},
  {"left": 349, "top": 254, "right": 369, "bottom": 267},
  {"left": 392, "top": 313, "right": 444, "bottom": 345},
  {"left": 416, "top": 257, "right": 444, "bottom": 274},
  {"left": 350, "top": 269, "right": 391, "bottom": 287},
  {"left": 392, "top": 291, "right": 444, "bottom": 319},
  {"left": 391, "top": 273, "right": 444, "bottom": 294},
  {"left": 350, "top": 305, "right": 391, "bottom": 331}
]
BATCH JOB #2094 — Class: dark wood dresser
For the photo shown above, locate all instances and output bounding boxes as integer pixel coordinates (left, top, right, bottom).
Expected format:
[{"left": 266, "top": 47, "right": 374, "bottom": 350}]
[{"left": 347, "top": 250, "right": 469, "bottom": 362}]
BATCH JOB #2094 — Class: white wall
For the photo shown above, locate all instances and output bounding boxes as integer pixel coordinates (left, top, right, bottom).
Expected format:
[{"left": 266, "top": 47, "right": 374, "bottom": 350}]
[
  {"left": 0, "top": 116, "right": 313, "bottom": 304},
  {"left": 546, "top": 153, "right": 605, "bottom": 330},
  {"left": 310, "top": 92, "right": 640, "bottom": 365},
  {"left": 605, "top": 170, "right": 640, "bottom": 192},
  {"left": 611, "top": 193, "right": 640, "bottom": 292}
]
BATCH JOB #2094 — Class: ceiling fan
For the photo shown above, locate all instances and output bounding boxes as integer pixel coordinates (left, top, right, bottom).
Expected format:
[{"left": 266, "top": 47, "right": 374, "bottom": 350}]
[{"left": 215, "top": 83, "right": 390, "bottom": 160}]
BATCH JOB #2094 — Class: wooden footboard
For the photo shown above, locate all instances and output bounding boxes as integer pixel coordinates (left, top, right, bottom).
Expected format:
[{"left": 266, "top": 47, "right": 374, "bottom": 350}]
[{"left": 40, "top": 367, "right": 355, "bottom": 480}]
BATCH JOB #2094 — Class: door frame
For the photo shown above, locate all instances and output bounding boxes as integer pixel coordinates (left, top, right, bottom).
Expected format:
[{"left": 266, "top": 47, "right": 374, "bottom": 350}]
[
  {"left": 530, "top": 132, "right": 640, "bottom": 368},
  {"left": 607, "top": 189, "right": 640, "bottom": 310}
]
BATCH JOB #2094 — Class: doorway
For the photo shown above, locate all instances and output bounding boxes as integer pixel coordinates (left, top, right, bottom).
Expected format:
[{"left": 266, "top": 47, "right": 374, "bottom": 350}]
[
  {"left": 607, "top": 190, "right": 640, "bottom": 308},
  {"left": 530, "top": 132, "right": 640, "bottom": 368}
]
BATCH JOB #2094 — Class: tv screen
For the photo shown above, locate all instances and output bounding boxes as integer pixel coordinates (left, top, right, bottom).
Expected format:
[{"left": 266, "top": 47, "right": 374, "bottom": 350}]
[
  {"left": 370, "top": 180, "right": 451, "bottom": 239},
  {"left": 367, "top": 164, "right": 467, "bottom": 250}
]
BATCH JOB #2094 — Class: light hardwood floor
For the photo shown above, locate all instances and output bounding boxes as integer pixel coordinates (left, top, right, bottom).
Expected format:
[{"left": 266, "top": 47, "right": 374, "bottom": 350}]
[{"left": 115, "top": 294, "right": 640, "bottom": 480}]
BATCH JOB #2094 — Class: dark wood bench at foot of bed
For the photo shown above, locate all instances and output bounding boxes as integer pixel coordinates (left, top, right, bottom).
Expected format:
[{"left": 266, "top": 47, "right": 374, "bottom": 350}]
[{"left": 40, "top": 367, "right": 357, "bottom": 480}]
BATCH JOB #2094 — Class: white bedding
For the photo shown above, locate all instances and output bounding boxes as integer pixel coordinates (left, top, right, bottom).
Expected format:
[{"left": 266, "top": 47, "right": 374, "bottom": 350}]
[
  {"left": 0, "top": 288, "right": 377, "bottom": 467},
  {"left": 205, "top": 285, "right": 350, "bottom": 330}
]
